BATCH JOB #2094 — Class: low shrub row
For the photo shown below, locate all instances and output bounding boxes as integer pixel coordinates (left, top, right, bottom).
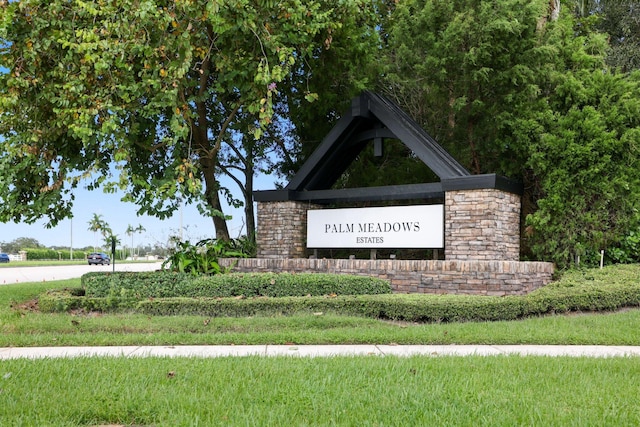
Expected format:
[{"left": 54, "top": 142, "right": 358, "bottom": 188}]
[
  {"left": 134, "top": 294, "right": 527, "bottom": 321},
  {"left": 82, "top": 272, "right": 193, "bottom": 298},
  {"left": 40, "top": 275, "right": 640, "bottom": 322},
  {"left": 81, "top": 272, "right": 392, "bottom": 298},
  {"left": 22, "top": 248, "right": 88, "bottom": 261},
  {"left": 38, "top": 288, "right": 138, "bottom": 313}
]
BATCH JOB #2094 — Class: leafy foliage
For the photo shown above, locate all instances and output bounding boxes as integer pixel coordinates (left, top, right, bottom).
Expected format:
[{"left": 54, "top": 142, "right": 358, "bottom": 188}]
[
  {"left": 606, "top": 229, "right": 640, "bottom": 265},
  {"left": 161, "top": 238, "right": 247, "bottom": 275},
  {"left": 379, "top": 0, "right": 640, "bottom": 267},
  {"left": 0, "top": 0, "right": 375, "bottom": 241},
  {"left": 276, "top": 0, "right": 383, "bottom": 182}
]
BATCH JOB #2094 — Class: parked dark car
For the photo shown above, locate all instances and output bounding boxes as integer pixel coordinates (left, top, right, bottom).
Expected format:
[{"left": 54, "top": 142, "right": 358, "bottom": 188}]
[
  {"left": 87, "top": 252, "right": 110, "bottom": 265},
  {"left": 0, "top": 253, "right": 9, "bottom": 263}
]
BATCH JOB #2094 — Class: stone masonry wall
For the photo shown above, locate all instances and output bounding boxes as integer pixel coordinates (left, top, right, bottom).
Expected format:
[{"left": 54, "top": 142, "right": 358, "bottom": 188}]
[
  {"left": 220, "top": 258, "right": 554, "bottom": 296},
  {"left": 256, "top": 201, "right": 321, "bottom": 259},
  {"left": 445, "top": 189, "right": 521, "bottom": 261},
  {"left": 252, "top": 191, "right": 552, "bottom": 295}
]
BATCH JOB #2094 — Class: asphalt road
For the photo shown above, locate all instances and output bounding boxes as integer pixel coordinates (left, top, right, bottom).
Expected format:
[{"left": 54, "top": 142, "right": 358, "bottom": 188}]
[{"left": 0, "top": 262, "right": 163, "bottom": 285}]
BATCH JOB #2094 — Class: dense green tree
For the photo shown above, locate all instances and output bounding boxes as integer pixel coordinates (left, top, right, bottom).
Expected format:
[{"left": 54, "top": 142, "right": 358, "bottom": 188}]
[
  {"left": 597, "top": 1, "right": 640, "bottom": 71},
  {"left": 0, "top": 237, "right": 43, "bottom": 253},
  {"left": 379, "top": 0, "right": 640, "bottom": 267},
  {"left": 0, "top": 0, "right": 370, "bottom": 241},
  {"left": 523, "top": 15, "right": 640, "bottom": 266},
  {"left": 381, "top": 0, "right": 554, "bottom": 175},
  {"left": 567, "top": 0, "right": 640, "bottom": 72}
]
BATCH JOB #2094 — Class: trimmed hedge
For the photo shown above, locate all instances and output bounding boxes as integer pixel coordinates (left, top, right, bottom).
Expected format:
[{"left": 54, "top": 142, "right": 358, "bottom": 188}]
[
  {"left": 39, "top": 280, "right": 640, "bottom": 322},
  {"left": 23, "top": 248, "right": 88, "bottom": 261},
  {"left": 39, "top": 265, "right": 640, "bottom": 322},
  {"left": 135, "top": 294, "right": 530, "bottom": 322},
  {"left": 38, "top": 288, "right": 138, "bottom": 313},
  {"left": 82, "top": 272, "right": 194, "bottom": 298},
  {"left": 81, "top": 271, "right": 392, "bottom": 298}
]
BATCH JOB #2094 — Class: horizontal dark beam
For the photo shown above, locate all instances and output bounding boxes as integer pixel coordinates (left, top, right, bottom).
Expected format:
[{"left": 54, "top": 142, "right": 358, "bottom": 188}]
[
  {"left": 253, "top": 189, "right": 297, "bottom": 202},
  {"left": 351, "top": 128, "right": 397, "bottom": 144},
  {"left": 254, "top": 174, "right": 523, "bottom": 203},
  {"left": 441, "top": 174, "right": 523, "bottom": 195},
  {"left": 254, "top": 182, "right": 445, "bottom": 203}
]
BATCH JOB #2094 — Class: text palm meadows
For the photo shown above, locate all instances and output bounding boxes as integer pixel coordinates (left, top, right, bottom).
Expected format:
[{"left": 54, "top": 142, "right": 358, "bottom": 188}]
[{"left": 324, "top": 221, "right": 421, "bottom": 244}]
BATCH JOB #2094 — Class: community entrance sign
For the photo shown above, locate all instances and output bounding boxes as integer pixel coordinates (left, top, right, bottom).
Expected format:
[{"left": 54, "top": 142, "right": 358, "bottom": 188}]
[
  {"left": 244, "top": 91, "right": 555, "bottom": 295},
  {"left": 307, "top": 205, "right": 444, "bottom": 249},
  {"left": 254, "top": 90, "right": 523, "bottom": 261}
]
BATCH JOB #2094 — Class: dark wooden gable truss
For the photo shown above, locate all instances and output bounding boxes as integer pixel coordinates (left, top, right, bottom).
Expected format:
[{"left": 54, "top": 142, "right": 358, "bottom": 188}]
[{"left": 254, "top": 91, "right": 521, "bottom": 204}]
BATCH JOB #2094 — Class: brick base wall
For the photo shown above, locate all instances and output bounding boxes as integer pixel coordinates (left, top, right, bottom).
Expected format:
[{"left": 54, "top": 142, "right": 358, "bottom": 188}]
[{"left": 220, "top": 258, "right": 554, "bottom": 296}]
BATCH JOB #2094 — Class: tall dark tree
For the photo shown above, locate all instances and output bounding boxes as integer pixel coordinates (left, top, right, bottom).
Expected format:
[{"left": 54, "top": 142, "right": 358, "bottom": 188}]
[
  {"left": 379, "top": 0, "right": 640, "bottom": 267},
  {"left": 599, "top": 1, "right": 640, "bottom": 71}
]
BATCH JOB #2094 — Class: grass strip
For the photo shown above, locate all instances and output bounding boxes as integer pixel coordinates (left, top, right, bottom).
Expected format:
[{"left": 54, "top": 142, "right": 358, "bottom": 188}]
[{"left": 1, "top": 356, "right": 639, "bottom": 426}]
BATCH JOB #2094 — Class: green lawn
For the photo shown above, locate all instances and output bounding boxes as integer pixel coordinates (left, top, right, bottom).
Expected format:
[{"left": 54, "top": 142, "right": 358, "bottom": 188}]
[
  {"left": 1, "top": 270, "right": 640, "bottom": 426},
  {"left": 2, "top": 277, "right": 640, "bottom": 347},
  {"left": 1, "top": 356, "right": 639, "bottom": 426}
]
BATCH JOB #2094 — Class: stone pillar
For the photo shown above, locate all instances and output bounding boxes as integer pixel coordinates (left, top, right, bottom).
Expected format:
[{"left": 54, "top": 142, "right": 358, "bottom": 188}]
[
  {"left": 256, "top": 201, "right": 320, "bottom": 259},
  {"left": 445, "top": 189, "right": 521, "bottom": 261}
]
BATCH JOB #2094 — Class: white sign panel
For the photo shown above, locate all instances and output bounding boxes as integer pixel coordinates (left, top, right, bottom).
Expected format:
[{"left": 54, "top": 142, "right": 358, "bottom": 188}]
[{"left": 307, "top": 205, "right": 444, "bottom": 249}]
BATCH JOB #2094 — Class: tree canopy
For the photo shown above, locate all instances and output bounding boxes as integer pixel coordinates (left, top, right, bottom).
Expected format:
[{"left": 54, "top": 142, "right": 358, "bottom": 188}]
[
  {"left": 0, "top": 236, "right": 42, "bottom": 253},
  {"left": 570, "top": 0, "right": 640, "bottom": 72},
  {"left": 0, "top": 0, "right": 375, "bottom": 241},
  {"left": 372, "top": 0, "right": 640, "bottom": 267}
]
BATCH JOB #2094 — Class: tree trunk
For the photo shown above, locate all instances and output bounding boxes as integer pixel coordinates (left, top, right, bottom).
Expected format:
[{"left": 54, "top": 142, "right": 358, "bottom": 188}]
[
  {"left": 244, "top": 159, "right": 256, "bottom": 243},
  {"left": 201, "top": 156, "right": 231, "bottom": 241},
  {"left": 191, "top": 90, "right": 231, "bottom": 242},
  {"left": 210, "top": 190, "right": 230, "bottom": 242}
]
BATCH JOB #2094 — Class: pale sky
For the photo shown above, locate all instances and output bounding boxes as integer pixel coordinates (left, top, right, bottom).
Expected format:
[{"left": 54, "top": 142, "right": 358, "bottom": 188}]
[{"left": 0, "top": 173, "right": 274, "bottom": 251}]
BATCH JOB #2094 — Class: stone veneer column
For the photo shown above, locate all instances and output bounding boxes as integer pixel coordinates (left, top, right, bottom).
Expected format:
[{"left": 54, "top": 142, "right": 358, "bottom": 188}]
[
  {"left": 445, "top": 189, "right": 521, "bottom": 261},
  {"left": 256, "top": 201, "right": 320, "bottom": 259}
]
